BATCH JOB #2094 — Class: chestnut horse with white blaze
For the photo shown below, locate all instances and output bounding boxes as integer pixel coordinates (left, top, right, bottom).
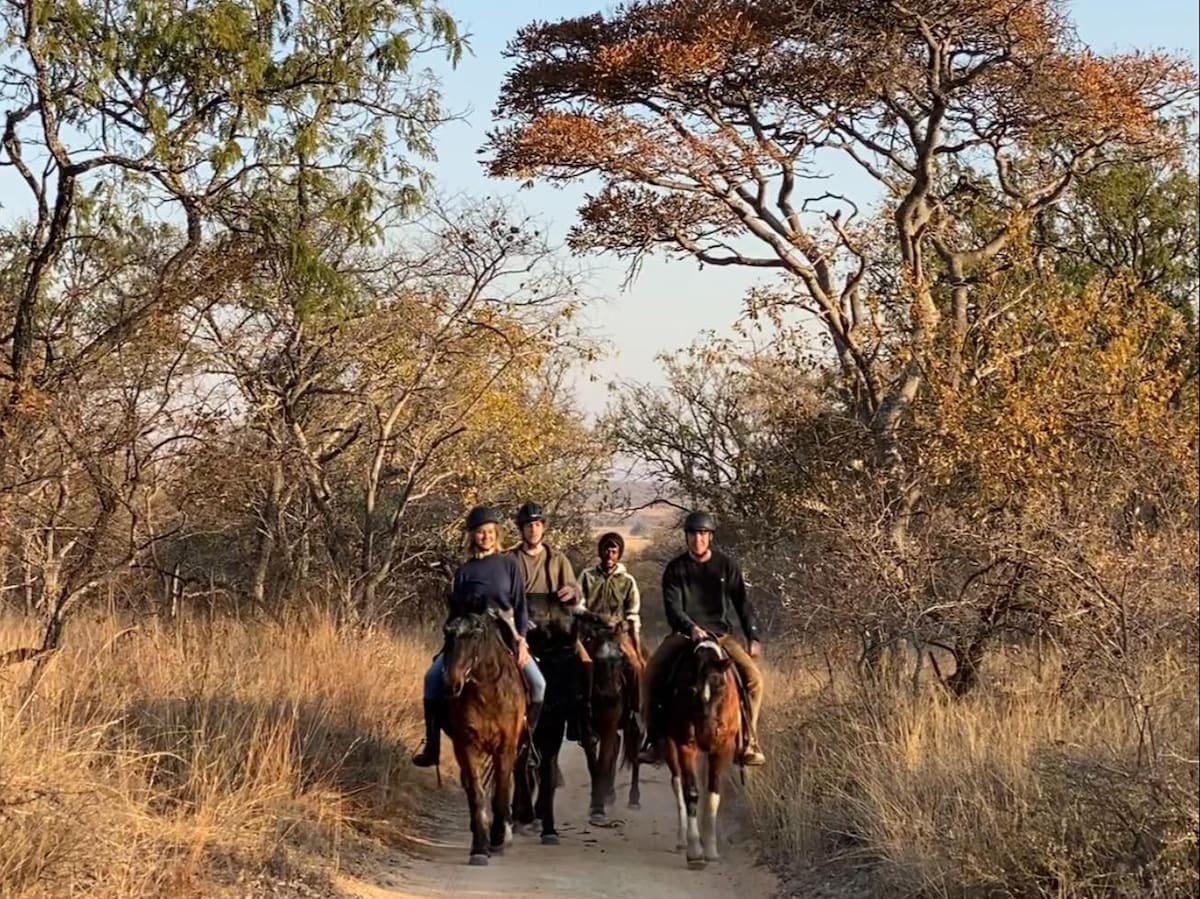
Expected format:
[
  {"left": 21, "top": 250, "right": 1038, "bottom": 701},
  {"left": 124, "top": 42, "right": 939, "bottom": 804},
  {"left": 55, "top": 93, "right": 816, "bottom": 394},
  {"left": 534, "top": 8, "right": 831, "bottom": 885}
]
[{"left": 656, "top": 637, "right": 741, "bottom": 869}]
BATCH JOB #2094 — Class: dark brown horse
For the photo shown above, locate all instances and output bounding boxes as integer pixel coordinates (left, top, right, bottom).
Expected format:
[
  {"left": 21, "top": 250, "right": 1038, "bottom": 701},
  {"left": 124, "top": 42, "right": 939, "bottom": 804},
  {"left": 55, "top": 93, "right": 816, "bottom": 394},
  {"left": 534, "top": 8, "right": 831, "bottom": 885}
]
[
  {"left": 655, "top": 637, "right": 741, "bottom": 869},
  {"left": 577, "top": 611, "right": 643, "bottom": 825},
  {"left": 442, "top": 612, "right": 526, "bottom": 865},
  {"left": 512, "top": 595, "right": 577, "bottom": 845}
]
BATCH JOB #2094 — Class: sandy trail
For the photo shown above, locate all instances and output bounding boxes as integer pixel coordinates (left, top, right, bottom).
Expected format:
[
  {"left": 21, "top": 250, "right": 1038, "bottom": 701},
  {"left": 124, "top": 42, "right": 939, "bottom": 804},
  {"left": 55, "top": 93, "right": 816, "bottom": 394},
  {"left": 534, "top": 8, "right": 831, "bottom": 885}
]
[{"left": 336, "top": 741, "right": 779, "bottom": 899}]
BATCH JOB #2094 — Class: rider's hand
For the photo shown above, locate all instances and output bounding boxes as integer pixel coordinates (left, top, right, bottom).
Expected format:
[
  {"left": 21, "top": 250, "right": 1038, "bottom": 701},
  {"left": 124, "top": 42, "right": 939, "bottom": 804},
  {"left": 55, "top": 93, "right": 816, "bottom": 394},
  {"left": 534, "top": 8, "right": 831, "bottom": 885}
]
[
  {"left": 516, "top": 637, "right": 531, "bottom": 667},
  {"left": 556, "top": 585, "right": 577, "bottom": 604},
  {"left": 748, "top": 639, "right": 762, "bottom": 659},
  {"left": 689, "top": 625, "right": 706, "bottom": 641}
]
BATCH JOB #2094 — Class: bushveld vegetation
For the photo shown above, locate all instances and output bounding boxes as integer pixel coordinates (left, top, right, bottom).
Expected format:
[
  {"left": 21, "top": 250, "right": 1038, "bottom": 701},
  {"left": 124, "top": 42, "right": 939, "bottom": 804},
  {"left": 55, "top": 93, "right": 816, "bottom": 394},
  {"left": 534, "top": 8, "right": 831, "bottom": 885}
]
[{"left": 3, "top": 0, "right": 1197, "bottom": 897}]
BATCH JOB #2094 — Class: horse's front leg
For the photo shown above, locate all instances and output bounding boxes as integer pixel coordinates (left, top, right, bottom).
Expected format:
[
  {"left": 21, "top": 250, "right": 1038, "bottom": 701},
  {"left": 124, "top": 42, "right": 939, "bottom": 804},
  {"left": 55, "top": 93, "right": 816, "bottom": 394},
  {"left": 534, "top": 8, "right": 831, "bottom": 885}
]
[
  {"left": 625, "top": 716, "right": 642, "bottom": 810},
  {"left": 583, "top": 722, "right": 605, "bottom": 825},
  {"left": 455, "top": 744, "right": 491, "bottom": 866},
  {"left": 701, "top": 750, "right": 728, "bottom": 862},
  {"left": 489, "top": 744, "right": 517, "bottom": 853},
  {"left": 678, "top": 743, "right": 705, "bottom": 868},
  {"left": 534, "top": 709, "right": 565, "bottom": 845},
  {"left": 664, "top": 739, "right": 687, "bottom": 852},
  {"left": 512, "top": 741, "right": 535, "bottom": 829}
]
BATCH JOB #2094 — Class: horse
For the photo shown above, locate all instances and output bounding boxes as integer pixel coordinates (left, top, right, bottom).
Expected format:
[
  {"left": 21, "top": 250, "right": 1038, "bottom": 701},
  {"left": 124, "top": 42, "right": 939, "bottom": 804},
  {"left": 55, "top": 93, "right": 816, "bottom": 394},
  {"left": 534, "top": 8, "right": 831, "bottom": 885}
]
[
  {"left": 441, "top": 611, "right": 527, "bottom": 866},
  {"left": 576, "top": 611, "right": 643, "bottom": 825},
  {"left": 512, "top": 595, "right": 578, "bottom": 845},
  {"left": 654, "top": 637, "right": 742, "bottom": 869}
]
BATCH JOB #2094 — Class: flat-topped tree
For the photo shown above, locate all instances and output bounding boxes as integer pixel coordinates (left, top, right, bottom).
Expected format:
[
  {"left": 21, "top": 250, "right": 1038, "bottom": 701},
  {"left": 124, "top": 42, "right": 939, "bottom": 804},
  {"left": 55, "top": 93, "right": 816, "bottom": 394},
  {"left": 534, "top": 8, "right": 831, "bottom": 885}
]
[{"left": 485, "top": 0, "right": 1194, "bottom": 499}]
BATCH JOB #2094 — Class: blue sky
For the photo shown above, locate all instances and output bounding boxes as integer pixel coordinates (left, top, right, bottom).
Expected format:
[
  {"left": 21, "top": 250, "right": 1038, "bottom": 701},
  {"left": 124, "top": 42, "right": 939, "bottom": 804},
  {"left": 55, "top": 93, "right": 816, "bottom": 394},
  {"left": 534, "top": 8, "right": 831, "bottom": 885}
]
[{"left": 423, "top": 0, "right": 1200, "bottom": 415}]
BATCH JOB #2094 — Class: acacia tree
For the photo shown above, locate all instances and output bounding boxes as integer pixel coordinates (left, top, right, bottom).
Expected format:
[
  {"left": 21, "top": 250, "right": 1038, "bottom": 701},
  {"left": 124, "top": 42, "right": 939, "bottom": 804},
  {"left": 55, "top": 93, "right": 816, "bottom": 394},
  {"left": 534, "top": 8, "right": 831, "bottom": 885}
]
[{"left": 486, "top": 0, "right": 1195, "bottom": 544}]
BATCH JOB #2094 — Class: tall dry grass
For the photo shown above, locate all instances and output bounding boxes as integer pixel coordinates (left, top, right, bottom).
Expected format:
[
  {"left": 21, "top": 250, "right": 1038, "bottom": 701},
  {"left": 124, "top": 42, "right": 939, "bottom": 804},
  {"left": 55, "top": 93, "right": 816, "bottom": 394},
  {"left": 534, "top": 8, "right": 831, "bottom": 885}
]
[
  {"left": 747, "top": 645, "right": 1199, "bottom": 899},
  {"left": 0, "top": 610, "right": 436, "bottom": 899}
]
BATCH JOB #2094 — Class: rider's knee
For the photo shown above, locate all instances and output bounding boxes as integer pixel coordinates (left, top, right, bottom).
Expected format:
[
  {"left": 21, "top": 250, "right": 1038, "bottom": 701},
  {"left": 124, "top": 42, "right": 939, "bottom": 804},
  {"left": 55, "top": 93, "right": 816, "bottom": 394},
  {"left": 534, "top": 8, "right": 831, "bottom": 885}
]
[
  {"left": 423, "top": 660, "right": 444, "bottom": 700},
  {"left": 523, "top": 660, "right": 547, "bottom": 703}
]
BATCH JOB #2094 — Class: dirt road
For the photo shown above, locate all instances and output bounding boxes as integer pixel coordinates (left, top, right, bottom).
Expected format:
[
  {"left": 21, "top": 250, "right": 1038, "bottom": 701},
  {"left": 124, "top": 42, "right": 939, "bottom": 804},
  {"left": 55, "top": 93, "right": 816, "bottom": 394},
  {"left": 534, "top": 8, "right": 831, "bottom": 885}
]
[{"left": 336, "top": 741, "right": 779, "bottom": 899}]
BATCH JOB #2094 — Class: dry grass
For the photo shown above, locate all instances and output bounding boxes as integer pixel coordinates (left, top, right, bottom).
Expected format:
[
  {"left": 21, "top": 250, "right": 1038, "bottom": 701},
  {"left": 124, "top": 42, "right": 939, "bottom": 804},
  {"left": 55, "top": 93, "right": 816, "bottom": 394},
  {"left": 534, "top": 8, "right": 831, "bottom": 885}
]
[
  {"left": 748, "top": 644, "right": 1200, "bottom": 899},
  {"left": 0, "top": 610, "right": 437, "bottom": 899}
]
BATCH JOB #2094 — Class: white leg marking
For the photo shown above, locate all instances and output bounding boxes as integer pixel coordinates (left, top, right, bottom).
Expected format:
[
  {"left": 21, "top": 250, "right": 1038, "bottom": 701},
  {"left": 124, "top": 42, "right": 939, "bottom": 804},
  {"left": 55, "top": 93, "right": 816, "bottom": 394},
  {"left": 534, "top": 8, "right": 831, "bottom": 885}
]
[
  {"left": 672, "top": 776, "right": 687, "bottom": 851},
  {"left": 702, "top": 791, "right": 721, "bottom": 860}
]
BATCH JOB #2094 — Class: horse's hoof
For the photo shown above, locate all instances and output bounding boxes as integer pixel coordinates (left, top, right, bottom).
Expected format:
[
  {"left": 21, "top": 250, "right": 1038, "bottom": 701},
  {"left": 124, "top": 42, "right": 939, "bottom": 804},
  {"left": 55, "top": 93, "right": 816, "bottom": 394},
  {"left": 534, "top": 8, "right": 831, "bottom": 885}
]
[
  {"left": 704, "top": 853, "right": 721, "bottom": 864},
  {"left": 468, "top": 854, "right": 489, "bottom": 866},
  {"left": 541, "top": 832, "right": 560, "bottom": 845},
  {"left": 588, "top": 811, "right": 607, "bottom": 827},
  {"left": 687, "top": 857, "right": 708, "bottom": 870},
  {"left": 628, "top": 800, "right": 641, "bottom": 811}
]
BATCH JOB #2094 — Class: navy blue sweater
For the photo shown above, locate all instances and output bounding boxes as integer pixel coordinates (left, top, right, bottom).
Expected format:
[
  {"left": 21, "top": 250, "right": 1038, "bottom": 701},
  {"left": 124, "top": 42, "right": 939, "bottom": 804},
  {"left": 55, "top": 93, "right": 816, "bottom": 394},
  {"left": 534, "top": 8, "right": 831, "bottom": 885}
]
[{"left": 449, "top": 552, "right": 529, "bottom": 636}]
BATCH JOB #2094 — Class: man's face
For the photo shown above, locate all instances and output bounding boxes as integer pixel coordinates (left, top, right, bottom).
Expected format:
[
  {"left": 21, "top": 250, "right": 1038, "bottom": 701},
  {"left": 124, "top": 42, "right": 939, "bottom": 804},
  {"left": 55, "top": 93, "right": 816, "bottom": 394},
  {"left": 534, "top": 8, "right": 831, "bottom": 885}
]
[
  {"left": 521, "top": 519, "right": 544, "bottom": 547},
  {"left": 600, "top": 543, "right": 620, "bottom": 570},
  {"left": 685, "top": 529, "right": 712, "bottom": 557}
]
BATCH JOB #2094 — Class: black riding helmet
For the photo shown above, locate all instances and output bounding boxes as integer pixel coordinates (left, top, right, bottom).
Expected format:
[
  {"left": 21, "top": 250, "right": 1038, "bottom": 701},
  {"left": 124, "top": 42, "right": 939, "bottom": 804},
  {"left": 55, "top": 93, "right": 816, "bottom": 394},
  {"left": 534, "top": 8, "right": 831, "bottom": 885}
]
[
  {"left": 464, "top": 505, "right": 503, "bottom": 530},
  {"left": 683, "top": 510, "right": 717, "bottom": 533},
  {"left": 597, "top": 531, "right": 624, "bottom": 558},
  {"left": 514, "top": 501, "right": 545, "bottom": 526}
]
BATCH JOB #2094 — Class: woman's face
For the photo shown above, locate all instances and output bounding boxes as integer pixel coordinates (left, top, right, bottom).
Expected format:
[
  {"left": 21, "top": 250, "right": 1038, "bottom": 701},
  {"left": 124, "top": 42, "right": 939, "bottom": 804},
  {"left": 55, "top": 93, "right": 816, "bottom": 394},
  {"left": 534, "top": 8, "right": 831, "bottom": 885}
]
[{"left": 471, "top": 523, "right": 498, "bottom": 553}]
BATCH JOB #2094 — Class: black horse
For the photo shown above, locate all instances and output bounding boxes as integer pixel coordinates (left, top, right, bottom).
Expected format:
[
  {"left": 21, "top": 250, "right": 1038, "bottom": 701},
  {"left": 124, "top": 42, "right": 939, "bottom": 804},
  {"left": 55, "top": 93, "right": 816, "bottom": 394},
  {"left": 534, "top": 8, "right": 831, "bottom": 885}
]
[{"left": 512, "top": 595, "right": 580, "bottom": 845}]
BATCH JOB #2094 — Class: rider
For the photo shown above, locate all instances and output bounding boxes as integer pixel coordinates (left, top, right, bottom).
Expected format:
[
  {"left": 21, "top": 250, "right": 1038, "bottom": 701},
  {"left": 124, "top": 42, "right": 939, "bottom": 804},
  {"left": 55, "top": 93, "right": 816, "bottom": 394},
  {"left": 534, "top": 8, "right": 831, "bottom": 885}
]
[
  {"left": 506, "top": 500, "right": 594, "bottom": 747},
  {"left": 578, "top": 531, "right": 645, "bottom": 727},
  {"left": 638, "top": 510, "right": 767, "bottom": 767},
  {"left": 578, "top": 531, "right": 644, "bottom": 657},
  {"left": 411, "top": 504, "right": 547, "bottom": 768}
]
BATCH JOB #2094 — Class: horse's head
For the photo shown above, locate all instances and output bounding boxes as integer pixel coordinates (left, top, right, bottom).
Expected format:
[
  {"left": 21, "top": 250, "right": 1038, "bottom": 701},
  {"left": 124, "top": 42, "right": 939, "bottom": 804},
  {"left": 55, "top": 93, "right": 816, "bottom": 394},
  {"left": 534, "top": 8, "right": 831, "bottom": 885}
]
[
  {"left": 442, "top": 613, "right": 494, "bottom": 698},
  {"left": 687, "top": 639, "right": 735, "bottom": 724},
  {"left": 578, "top": 612, "right": 627, "bottom": 700}
]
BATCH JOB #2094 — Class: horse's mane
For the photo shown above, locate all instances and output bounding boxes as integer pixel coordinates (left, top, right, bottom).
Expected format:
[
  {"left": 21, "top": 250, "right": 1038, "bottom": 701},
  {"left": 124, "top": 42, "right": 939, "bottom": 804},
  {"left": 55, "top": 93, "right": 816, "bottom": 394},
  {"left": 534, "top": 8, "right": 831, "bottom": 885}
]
[{"left": 444, "top": 612, "right": 519, "bottom": 684}]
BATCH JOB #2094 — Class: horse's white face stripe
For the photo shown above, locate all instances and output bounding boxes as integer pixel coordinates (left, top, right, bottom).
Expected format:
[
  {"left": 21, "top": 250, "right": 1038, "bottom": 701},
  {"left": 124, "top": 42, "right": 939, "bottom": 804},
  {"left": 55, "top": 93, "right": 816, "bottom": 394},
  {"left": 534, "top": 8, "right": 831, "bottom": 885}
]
[{"left": 596, "top": 641, "right": 623, "bottom": 661}]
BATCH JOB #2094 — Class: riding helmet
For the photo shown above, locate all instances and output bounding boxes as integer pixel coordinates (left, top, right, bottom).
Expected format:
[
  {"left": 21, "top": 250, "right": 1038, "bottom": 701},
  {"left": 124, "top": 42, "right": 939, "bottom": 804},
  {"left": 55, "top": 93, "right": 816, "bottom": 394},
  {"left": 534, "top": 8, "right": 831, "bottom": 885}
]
[
  {"left": 465, "top": 505, "right": 503, "bottom": 530},
  {"left": 598, "top": 531, "right": 625, "bottom": 557},
  {"left": 514, "top": 501, "right": 545, "bottom": 526},
  {"left": 683, "top": 510, "right": 717, "bottom": 533}
]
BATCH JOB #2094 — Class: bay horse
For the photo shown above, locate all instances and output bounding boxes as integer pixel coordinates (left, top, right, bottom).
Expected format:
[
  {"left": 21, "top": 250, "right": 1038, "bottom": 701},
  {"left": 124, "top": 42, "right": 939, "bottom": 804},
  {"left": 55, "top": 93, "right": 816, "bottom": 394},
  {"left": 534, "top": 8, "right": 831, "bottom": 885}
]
[
  {"left": 442, "top": 612, "right": 526, "bottom": 865},
  {"left": 655, "top": 637, "right": 741, "bottom": 869},
  {"left": 512, "top": 595, "right": 577, "bottom": 845},
  {"left": 576, "top": 611, "right": 642, "bottom": 825}
]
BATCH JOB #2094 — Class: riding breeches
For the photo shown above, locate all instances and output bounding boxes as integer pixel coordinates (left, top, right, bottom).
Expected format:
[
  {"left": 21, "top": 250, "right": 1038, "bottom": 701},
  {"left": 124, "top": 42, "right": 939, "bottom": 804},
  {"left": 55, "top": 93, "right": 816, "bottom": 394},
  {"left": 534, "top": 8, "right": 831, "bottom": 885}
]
[{"left": 423, "top": 652, "right": 547, "bottom": 703}]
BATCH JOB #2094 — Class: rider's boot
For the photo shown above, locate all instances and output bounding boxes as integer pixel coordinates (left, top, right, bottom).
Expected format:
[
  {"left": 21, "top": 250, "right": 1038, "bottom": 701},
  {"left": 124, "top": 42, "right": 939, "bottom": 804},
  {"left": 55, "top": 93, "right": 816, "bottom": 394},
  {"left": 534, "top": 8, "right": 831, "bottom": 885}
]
[
  {"left": 526, "top": 699, "right": 543, "bottom": 735},
  {"left": 637, "top": 736, "right": 662, "bottom": 765},
  {"left": 411, "top": 699, "right": 443, "bottom": 767},
  {"left": 738, "top": 726, "right": 767, "bottom": 767},
  {"left": 524, "top": 700, "right": 544, "bottom": 771},
  {"left": 578, "top": 698, "right": 598, "bottom": 749}
]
